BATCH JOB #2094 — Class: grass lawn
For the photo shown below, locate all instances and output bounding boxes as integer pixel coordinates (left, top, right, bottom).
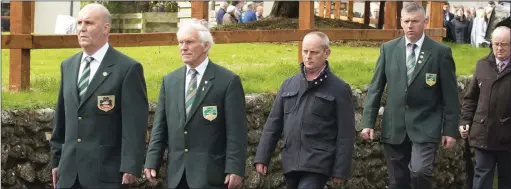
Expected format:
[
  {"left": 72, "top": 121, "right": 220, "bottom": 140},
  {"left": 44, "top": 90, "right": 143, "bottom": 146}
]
[{"left": 2, "top": 42, "right": 490, "bottom": 110}]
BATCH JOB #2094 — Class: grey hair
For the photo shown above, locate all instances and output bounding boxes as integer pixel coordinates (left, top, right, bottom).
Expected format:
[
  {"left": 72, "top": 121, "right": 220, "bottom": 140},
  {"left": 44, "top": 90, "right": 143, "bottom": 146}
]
[
  {"left": 177, "top": 19, "right": 215, "bottom": 51},
  {"left": 492, "top": 26, "right": 511, "bottom": 40},
  {"left": 401, "top": 2, "right": 426, "bottom": 19},
  {"left": 304, "top": 31, "right": 330, "bottom": 49}
]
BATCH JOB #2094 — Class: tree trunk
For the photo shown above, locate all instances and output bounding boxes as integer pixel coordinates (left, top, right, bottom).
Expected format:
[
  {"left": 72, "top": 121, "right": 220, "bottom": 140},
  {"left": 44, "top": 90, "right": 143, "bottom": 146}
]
[{"left": 269, "top": 1, "right": 299, "bottom": 18}]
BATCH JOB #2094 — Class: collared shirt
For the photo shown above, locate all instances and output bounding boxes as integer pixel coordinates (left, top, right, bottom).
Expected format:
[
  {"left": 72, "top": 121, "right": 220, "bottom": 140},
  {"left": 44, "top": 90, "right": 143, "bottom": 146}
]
[
  {"left": 78, "top": 43, "right": 109, "bottom": 84},
  {"left": 405, "top": 33, "right": 425, "bottom": 62},
  {"left": 497, "top": 57, "right": 510, "bottom": 70},
  {"left": 185, "top": 57, "right": 209, "bottom": 97}
]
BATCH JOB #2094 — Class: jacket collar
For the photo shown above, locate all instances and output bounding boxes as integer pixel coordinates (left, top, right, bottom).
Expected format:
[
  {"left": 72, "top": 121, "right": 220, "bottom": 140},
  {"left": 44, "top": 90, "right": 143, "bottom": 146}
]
[{"left": 300, "top": 61, "right": 331, "bottom": 89}]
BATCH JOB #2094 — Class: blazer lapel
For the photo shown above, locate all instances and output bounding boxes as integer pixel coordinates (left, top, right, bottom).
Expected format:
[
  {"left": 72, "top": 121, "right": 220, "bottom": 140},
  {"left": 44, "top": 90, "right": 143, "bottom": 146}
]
[
  {"left": 174, "top": 67, "right": 186, "bottom": 127},
  {"left": 185, "top": 61, "right": 216, "bottom": 126},
  {"left": 78, "top": 47, "right": 116, "bottom": 109},
  {"left": 394, "top": 37, "right": 407, "bottom": 85},
  {"left": 409, "top": 36, "right": 433, "bottom": 85},
  {"left": 69, "top": 52, "right": 83, "bottom": 106}
]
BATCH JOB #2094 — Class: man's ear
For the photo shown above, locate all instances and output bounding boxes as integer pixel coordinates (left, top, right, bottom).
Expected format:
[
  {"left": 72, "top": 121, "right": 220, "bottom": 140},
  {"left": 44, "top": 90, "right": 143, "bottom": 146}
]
[{"left": 203, "top": 42, "right": 210, "bottom": 52}]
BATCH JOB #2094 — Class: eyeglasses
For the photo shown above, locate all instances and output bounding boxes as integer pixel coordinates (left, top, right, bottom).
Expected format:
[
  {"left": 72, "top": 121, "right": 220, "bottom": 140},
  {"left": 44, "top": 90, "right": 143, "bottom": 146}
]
[{"left": 492, "top": 42, "right": 510, "bottom": 48}]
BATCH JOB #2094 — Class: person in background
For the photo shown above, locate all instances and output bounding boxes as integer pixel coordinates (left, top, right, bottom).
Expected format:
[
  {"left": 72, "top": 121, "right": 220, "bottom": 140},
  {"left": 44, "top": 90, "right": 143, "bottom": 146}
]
[
  {"left": 443, "top": 3, "right": 456, "bottom": 42},
  {"left": 471, "top": 7, "right": 489, "bottom": 48},
  {"left": 216, "top": 2, "right": 229, "bottom": 25},
  {"left": 242, "top": 2, "right": 257, "bottom": 23},
  {"left": 223, "top": 5, "right": 239, "bottom": 25},
  {"left": 256, "top": 6, "right": 264, "bottom": 21},
  {"left": 451, "top": 7, "right": 472, "bottom": 44},
  {"left": 232, "top": 1, "right": 245, "bottom": 23}
]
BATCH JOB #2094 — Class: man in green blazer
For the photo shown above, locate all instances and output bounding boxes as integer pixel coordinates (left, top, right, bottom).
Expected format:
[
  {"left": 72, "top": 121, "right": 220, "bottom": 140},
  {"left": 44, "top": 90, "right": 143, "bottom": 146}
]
[
  {"left": 49, "top": 3, "right": 149, "bottom": 189},
  {"left": 144, "top": 19, "right": 248, "bottom": 189},
  {"left": 360, "top": 3, "right": 460, "bottom": 189}
]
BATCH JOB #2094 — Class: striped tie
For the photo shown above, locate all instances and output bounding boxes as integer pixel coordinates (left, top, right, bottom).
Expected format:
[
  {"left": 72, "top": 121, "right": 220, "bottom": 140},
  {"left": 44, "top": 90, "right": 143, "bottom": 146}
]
[
  {"left": 406, "top": 43, "right": 418, "bottom": 84},
  {"left": 78, "top": 56, "right": 94, "bottom": 100},
  {"left": 185, "top": 69, "right": 198, "bottom": 117}
]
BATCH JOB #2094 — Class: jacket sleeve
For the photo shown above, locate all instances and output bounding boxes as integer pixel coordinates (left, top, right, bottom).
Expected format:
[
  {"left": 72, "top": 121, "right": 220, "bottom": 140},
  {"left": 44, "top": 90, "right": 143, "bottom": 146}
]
[
  {"left": 460, "top": 70, "right": 480, "bottom": 126},
  {"left": 361, "top": 44, "right": 387, "bottom": 129},
  {"left": 253, "top": 80, "right": 287, "bottom": 166},
  {"left": 50, "top": 62, "right": 66, "bottom": 169},
  {"left": 439, "top": 48, "right": 461, "bottom": 138},
  {"left": 224, "top": 75, "right": 248, "bottom": 176},
  {"left": 145, "top": 79, "right": 168, "bottom": 170},
  {"left": 333, "top": 83, "right": 356, "bottom": 179},
  {"left": 120, "top": 63, "right": 149, "bottom": 177}
]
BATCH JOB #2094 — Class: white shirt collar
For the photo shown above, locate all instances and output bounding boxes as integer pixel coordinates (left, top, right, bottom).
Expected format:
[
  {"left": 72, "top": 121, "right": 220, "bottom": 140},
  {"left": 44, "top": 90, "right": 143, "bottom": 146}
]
[
  {"left": 81, "top": 43, "right": 110, "bottom": 64},
  {"left": 405, "top": 33, "right": 426, "bottom": 48},
  {"left": 186, "top": 57, "right": 209, "bottom": 75}
]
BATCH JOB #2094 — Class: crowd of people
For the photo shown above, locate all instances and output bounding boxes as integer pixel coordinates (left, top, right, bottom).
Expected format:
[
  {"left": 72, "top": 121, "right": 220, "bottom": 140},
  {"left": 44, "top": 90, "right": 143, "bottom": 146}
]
[
  {"left": 215, "top": 1, "right": 264, "bottom": 26},
  {"left": 443, "top": 1, "right": 502, "bottom": 47}
]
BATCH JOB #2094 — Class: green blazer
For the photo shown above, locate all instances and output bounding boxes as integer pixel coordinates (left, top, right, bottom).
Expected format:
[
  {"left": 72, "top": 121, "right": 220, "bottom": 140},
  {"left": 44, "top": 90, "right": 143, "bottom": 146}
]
[
  {"left": 361, "top": 35, "right": 460, "bottom": 144},
  {"left": 145, "top": 60, "right": 248, "bottom": 189},
  {"left": 50, "top": 45, "right": 149, "bottom": 188}
]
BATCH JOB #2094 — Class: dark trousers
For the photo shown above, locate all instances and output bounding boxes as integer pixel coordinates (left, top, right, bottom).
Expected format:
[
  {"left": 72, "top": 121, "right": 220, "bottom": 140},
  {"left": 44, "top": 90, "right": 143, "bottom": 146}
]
[
  {"left": 60, "top": 177, "right": 130, "bottom": 189},
  {"left": 284, "top": 171, "right": 329, "bottom": 189},
  {"left": 473, "top": 148, "right": 511, "bottom": 189},
  {"left": 383, "top": 136, "right": 438, "bottom": 189},
  {"left": 173, "top": 171, "right": 190, "bottom": 189}
]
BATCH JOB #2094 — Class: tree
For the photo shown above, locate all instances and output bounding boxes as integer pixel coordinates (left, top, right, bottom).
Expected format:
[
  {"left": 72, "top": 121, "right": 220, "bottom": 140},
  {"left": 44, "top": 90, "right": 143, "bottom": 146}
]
[{"left": 268, "top": 1, "right": 299, "bottom": 18}]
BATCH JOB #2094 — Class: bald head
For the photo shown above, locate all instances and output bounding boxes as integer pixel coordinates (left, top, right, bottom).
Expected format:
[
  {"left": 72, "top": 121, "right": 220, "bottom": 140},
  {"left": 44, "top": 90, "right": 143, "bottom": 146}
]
[
  {"left": 491, "top": 26, "right": 510, "bottom": 61},
  {"left": 80, "top": 3, "right": 112, "bottom": 25}
]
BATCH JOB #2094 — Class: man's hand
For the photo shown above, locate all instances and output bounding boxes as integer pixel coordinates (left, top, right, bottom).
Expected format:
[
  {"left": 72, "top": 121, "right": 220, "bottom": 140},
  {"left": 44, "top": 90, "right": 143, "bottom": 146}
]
[
  {"left": 360, "top": 128, "right": 375, "bottom": 141},
  {"left": 52, "top": 168, "right": 58, "bottom": 189},
  {"left": 459, "top": 125, "right": 470, "bottom": 138},
  {"left": 143, "top": 168, "right": 158, "bottom": 185},
  {"left": 122, "top": 173, "right": 136, "bottom": 185},
  {"left": 224, "top": 174, "right": 243, "bottom": 189},
  {"left": 255, "top": 163, "right": 268, "bottom": 176},
  {"left": 332, "top": 177, "right": 344, "bottom": 184},
  {"left": 442, "top": 136, "right": 457, "bottom": 149}
]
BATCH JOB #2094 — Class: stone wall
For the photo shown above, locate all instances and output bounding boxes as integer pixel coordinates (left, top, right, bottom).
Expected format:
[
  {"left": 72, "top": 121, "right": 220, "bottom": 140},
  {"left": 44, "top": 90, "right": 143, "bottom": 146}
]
[{"left": 1, "top": 77, "right": 474, "bottom": 189}]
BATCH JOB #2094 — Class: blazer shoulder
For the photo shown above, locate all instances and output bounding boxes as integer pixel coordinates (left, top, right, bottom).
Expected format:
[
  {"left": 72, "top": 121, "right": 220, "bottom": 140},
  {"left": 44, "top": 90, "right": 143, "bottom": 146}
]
[
  {"left": 61, "top": 51, "right": 82, "bottom": 68},
  {"left": 110, "top": 48, "right": 139, "bottom": 66},
  {"left": 426, "top": 36, "right": 450, "bottom": 51},
  {"left": 383, "top": 37, "right": 403, "bottom": 48},
  {"left": 210, "top": 62, "right": 238, "bottom": 78},
  {"left": 163, "top": 66, "right": 185, "bottom": 81}
]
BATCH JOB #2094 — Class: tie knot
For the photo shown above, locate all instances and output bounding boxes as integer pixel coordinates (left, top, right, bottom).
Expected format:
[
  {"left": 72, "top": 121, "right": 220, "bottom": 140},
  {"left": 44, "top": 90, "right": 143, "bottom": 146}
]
[
  {"left": 189, "top": 68, "right": 198, "bottom": 76},
  {"left": 408, "top": 43, "right": 417, "bottom": 50},
  {"left": 85, "top": 56, "right": 94, "bottom": 64}
]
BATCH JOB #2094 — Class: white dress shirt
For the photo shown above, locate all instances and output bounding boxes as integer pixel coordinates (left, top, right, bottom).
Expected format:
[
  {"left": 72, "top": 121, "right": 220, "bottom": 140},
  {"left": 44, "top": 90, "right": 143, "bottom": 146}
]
[
  {"left": 185, "top": 57, "right": 210, "bottom": 97},
  {"left": 405, "top": 33, "right": 425, "bottom": 62},
  {"left": 78, "top": 43, "right": 110, "bottom": 84}
]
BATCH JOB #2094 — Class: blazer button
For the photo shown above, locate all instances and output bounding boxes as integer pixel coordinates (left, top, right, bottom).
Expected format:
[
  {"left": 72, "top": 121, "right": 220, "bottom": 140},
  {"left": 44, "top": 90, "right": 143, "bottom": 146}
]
[
  {"left": 77, "top": 138, "right": 82, "bottom": 143},
  {"left": 184, "top": 149, "right": 188, "bottom": 152},
  {"left": 78, "top": 117, "right": 82, "bottom": 120},
  {"left": 184, "top": 131, "right": 187, "bottom": 135}
]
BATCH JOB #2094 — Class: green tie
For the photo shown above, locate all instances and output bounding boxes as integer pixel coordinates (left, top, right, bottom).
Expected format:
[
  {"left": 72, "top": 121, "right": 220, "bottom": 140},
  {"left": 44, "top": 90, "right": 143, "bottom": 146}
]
[
  {"left": 185, "top": 69, "right": 198, "bottom": 117},
  {"left": 78, "top": 56, "right": 94, "bottom": 101},
  {"left": 406, "top": 43, "right": 418, "bottom": 85}
]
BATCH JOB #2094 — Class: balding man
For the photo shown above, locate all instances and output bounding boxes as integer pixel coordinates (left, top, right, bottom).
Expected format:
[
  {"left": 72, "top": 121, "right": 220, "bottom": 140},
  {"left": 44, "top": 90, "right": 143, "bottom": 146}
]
[
  {"left": 256, "top": 6, "right": 264, "bottom": 20},
  {"left": 49, "top": 3, "right": 149, "bottom": 189},
  {"left": 459, "top": 26, "right": 511, "bottom": 189},
  {"left": 144, "top": 19, "right": 248, "bottom": 189},
  {"left": 216, "top": 2, "right": 229, "bottom": 25},
  {"left": 254, "top": 32, "right": 356, "bottom": 189}
]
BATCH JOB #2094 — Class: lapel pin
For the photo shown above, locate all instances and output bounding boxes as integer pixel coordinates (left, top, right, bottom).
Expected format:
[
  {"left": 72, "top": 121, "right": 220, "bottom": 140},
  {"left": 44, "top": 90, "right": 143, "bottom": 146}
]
[
  {"left": 421, "top": 51, "right": 424, "bottom": 54},
  {"left": 320, "top": 79, "right": 323, "bottom": 81},
  {"left": 205, "top": 81, "right": 208, "bottom": 84},
  {"left": 420, "top": 55, "right": 424, "bottom": 59},
  {"left": 418, "top": 60, "right": 423, "bottom": 64},
  {"left": 202, "top": 87, "right": 205, "bottom": 91},
  {"left": 103, "top": 72, "right": 108, "bottom": 76}
]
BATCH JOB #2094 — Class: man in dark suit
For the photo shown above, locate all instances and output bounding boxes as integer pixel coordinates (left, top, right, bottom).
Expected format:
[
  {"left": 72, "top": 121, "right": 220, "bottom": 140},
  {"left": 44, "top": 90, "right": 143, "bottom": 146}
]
[
  {"left": 443, "top": 3, "right": 456, "bottom": 42},
  {"left": 360, "top": 3, "right": 460, "bottom": 189},
  {"left": 49, "top": 3, "right": 149, "bottom": 189},
  {"left": 144, "top": 19, "right": 248, "bottom": 189},
  {"left": 253, "top": 32, "right": 356, "bottom": 189}
]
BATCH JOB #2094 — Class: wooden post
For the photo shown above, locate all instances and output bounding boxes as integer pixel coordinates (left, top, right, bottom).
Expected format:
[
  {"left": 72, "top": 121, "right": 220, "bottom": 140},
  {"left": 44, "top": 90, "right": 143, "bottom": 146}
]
[
  {"left": 191, "top": 1, "right": 208, "bottom": 20},
  {"left": 347, "top": 1, "right": 354, "bottom": 21},
  {"left": 397, "top": 1, "right": 403, "bottom": 29},
  {"left": 9, "top": 1, "right": 33, "bottom": 91},
  {"left": 334, "top": 1, "right": 341, "bottom": 19},
  {"left": 427, "top": 1, "right": 444, "bottom": 42},
  {"left": 384, "top": 1, "right": 398, "bottom": 29},
  {"left": 325, "top": 1, "right": 332, "bottom": 19},
  {"left": 298, "top": 1, "right": 314, "bottom": 63},
  {"left": 319, "top": 1, "right": 325, "bottom": 18},
  {"left": 364, "top": 1, "right": 371, "bottom": 25}
]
